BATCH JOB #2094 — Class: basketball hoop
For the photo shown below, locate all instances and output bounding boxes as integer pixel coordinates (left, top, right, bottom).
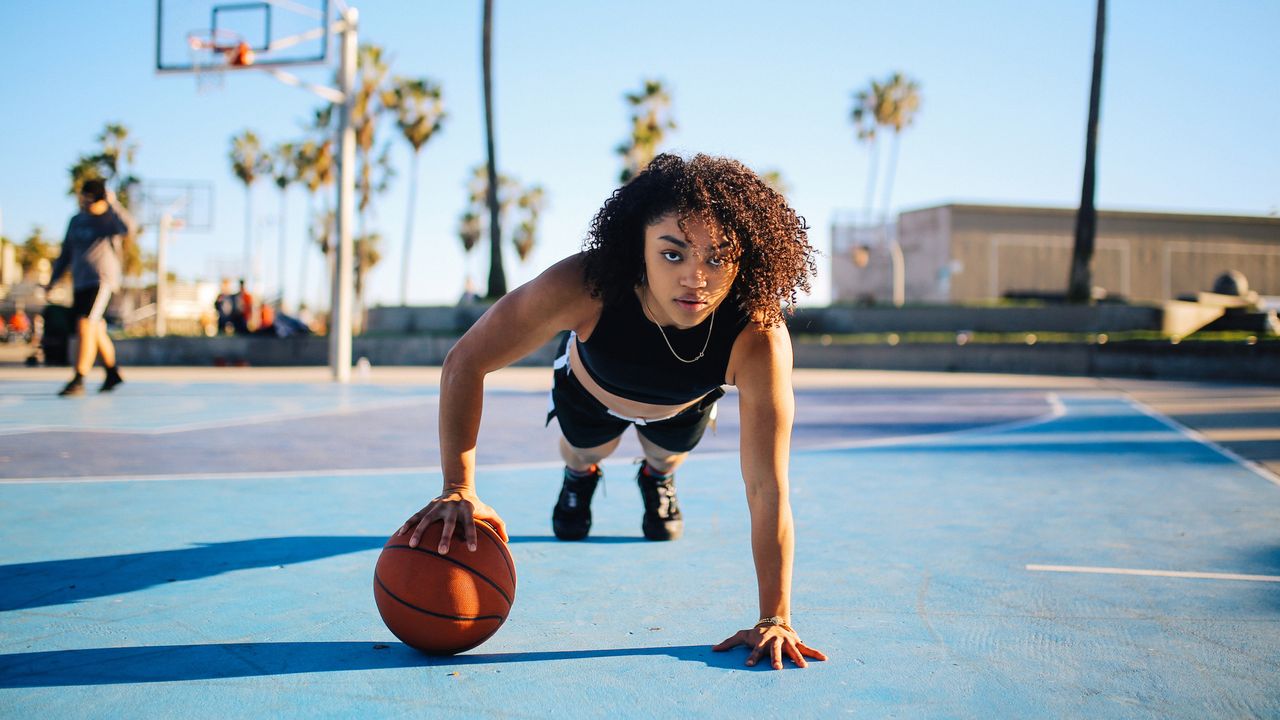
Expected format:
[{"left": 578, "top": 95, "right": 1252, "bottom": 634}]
[{"left": 186, "top": 28, "right": 253, "bottom": 92}]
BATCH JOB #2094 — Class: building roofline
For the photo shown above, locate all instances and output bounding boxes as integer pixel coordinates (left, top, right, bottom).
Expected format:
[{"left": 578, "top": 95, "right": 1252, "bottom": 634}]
[{"left": 899, "top": 202, "right": 1280, "bottom": 226}]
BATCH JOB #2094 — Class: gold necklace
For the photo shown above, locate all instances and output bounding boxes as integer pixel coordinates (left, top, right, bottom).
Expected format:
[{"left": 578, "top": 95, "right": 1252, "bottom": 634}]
[{"left": 641, "top": 289, "right": 716, "bottom": 364}]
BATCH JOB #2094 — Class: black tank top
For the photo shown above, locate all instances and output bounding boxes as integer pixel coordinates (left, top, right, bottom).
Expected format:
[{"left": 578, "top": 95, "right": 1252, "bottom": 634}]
[{"left": 576, "top": 289, "right": 750, "bottom": 404}]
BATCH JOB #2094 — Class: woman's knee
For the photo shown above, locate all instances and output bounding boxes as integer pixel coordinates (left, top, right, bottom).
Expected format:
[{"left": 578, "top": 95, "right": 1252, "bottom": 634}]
[
  {"left": 559, "top": 435, "right": 621, "bottom": 469},
  {"left": 636, "top": 434, "right": 688, "bottom": 473}
]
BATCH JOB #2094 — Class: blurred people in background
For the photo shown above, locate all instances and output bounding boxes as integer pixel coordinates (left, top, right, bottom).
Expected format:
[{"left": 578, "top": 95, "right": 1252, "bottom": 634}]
[
  {"left": 214, "top": 278, "right": 236, "bottom": 335},
  {"left": 230, "top": 278, "right": 255, "bottom": 335}
]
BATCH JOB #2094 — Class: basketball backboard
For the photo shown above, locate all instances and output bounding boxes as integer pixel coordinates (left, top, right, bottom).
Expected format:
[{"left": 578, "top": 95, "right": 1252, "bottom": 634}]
[
  {"left": 156, "top": 0, "right": 330, "bottom": 74},
  {"left": 135, "top": 181, "right": 215, "bottom": 232}
]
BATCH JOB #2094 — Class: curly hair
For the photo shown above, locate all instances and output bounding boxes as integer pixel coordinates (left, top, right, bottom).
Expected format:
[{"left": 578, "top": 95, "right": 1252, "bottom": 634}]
[{"left": 582, "top": 153, "right": 816, "bottom": 327}]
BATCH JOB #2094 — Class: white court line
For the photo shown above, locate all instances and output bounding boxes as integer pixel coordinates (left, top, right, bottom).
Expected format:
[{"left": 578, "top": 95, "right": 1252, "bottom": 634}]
[
  {"left": 1027, "top": 564, "right": 1280, "bottom": 583},
  {"left": 1121, "top": 395, "right": 1280, "bottom": 490},
  {"left": 797, "top": 392, "right": 1068, "bottom": 453}
]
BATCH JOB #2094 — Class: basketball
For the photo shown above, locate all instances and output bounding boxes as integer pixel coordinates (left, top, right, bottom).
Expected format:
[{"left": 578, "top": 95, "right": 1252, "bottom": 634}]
[{"left": 373, "top": 520, "right": 517, "bottom": 655}]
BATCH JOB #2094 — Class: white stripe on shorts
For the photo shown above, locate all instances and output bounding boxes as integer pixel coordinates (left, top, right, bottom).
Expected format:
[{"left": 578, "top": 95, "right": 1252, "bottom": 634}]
[{"left": 88, "top": 285, "right": 112, "bottom": 322}]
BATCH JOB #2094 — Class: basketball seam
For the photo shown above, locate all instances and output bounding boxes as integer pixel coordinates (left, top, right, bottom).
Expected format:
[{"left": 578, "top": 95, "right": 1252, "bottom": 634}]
[
  {"left": 478, "top": 525, "right": 517, "bottom": 587},
  {"left": 374, "top": 574, "right": 507, "bottom": 622},
  {"left": 380, "top": 545, "right": 514, "bottom": 606}
]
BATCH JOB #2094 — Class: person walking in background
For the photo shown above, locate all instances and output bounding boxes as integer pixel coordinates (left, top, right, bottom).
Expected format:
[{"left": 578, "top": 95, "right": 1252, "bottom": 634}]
[
  {"left": 214, "top": 278, "right": 236, "bottom": 335},
  {"left": 45, "top": 179, "right": 134, "bottom": 397},
  {"left": 230, "top": 278, "right": 255, "bottom": 335}
]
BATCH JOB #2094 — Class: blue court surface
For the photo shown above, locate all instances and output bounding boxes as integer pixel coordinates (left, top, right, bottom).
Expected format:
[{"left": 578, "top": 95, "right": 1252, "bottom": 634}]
[{"left": 1, "top": 369, "right": 1278, "bottom": 718}]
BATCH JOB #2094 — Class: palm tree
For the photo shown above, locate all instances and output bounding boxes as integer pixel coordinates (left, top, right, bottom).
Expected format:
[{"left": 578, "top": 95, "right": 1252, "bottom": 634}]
[
  {"left": 353, "top": 44, "right": 391, "bottom": 220},
  {"left": 310, "top": 207, "right": 337, "bottom": 311},
  {"left": 481, "top": 0, "right": 505, "bottom": 298},
  {"left": 1068, "top": 0, "right": 1106, "bottom": 304},
  {"left": 97, "top": 123, "right": 140, "bottom": 201},
  {"left": 850, "top": 72, "right": 921, "bottom": 307},
  {"left": 347, "top": 43, "right": 394, "bottom": 331},
  {"left": 354, "top": 231, "right": 383, "bottom": 325},
  {"left": 460, "top": 164, "right": 531, "bottom": 287},
  {"left": 873, "top": 73, "right": 921, "bottom": 226},
  {"left": 271, "top": 142, "right": 297, "bottom": 309},
  {"left": 851, "top": 85, "right": 883, "bottom": 226},
  {"left": 17, "top": 227, "right": 57, "bottom": 278},
  {"left": 382, "top": 76, "right": 446, "bottom": 306},
  {"left": 229, "top": 129, "right": 271, "bottom": 289},
  {"left": 512, "top": 186, "right": 546, "bottom": 262},
  {"left": 457, "top": 209, "right": 482, "bottom": 291},
  {"left": 617, "top": 79, "right": 676, "bottom": 183},
  {"left": 297, "top": 108, "right": 337, "bottom": 311},
  {"left": 762, "top": 170, "right": 791, "bottom": 198}
]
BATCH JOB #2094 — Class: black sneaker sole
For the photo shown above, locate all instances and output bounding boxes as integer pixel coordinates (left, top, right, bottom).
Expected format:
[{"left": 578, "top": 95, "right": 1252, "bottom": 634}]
[
  {"left": 552, "top": 522, "right": 591, "bottom": 541},
  {"left": 641, "top": 519, "right": 683, "bottom": 541}
]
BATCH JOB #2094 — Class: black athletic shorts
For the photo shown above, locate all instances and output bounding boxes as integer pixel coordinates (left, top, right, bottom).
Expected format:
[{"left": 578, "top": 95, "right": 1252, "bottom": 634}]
[
  {"left": 71, "top": 285, "right": 112, "bottom": 321},
  {"left": 546, "top": 343, "right": 724, "bottom": 454}
]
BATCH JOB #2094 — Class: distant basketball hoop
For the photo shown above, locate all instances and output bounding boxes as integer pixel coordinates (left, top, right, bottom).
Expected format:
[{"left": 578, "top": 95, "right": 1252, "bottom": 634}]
[
  {"left": 156, "top": 0, "right": 359, "bottom": 382},
  {"left": 186, "top": 28, "right": 251, "bottom": 91}
]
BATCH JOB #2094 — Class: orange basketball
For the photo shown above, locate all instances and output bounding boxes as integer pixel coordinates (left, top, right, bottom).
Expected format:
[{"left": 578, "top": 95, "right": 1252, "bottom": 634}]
[{"left": 373, "top": 520, "right": 516, "bottom": 655}]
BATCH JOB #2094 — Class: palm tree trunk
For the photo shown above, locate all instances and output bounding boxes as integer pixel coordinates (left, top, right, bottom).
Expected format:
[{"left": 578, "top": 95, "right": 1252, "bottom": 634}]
[
  {"left": 1068, "top": 0, "right": 1106, "bottom": 304},
  {"left": 482, "top": 0, "right": 506, "bottom": 298},
  {"left": 880, "top": 131, "right": 901, "bottom": 227},
  {"left": 881, "top": 132, "right": 905, "bottom": 307},
  {"left": 243, "top": 186, "right": 254, "bottom": 286},
  {"left": 355, "top": 214, "right": 367, "bottom": 334},
  {"left": 324, "top": 237, "right": 335, "bottom": 315},
  {"left": 401, "top": 150, "right": 421, "bottom": 306},
  {"left": 277, "top": 188, "right": 288, "bottom": 309},
  {"left": 862, "top": 136, "right": 879, "bottom": 228},
  {"left": 299, "top": 194, "right": 313, "bottom": 311}
]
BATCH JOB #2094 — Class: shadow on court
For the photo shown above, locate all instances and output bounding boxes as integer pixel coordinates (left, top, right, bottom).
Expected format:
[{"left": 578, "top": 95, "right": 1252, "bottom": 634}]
[
  {"left": 0, "top": 536, "right": 386, "bottom": 611},
  {"left": 0, "top": 641, "right": 748, "bottom": 688}
]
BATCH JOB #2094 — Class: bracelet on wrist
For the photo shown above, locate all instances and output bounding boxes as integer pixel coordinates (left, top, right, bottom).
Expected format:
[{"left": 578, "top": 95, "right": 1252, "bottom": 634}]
[{"left": 755, "top": 616, "right": 791, "bottom": 631}]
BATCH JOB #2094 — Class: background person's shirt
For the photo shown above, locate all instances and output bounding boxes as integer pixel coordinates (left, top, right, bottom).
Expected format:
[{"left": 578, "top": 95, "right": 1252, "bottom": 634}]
[{"left": 50, "top": 202, "right": 134, "bottom": 291}]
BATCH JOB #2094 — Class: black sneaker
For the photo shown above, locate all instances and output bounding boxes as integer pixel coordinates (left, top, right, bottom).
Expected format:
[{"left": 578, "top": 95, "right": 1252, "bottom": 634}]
[
  {"left": 552, "top": 465, "right": 602, "bottom": 541},
  {"left": 58, "top": 377, "right": 85, "bottom": 397},
  {"left": 637, "top": 462, "right": 683, "bottom": 541},
  {"left": 100, "top": 368, "right": 124, "bottom": 393}
]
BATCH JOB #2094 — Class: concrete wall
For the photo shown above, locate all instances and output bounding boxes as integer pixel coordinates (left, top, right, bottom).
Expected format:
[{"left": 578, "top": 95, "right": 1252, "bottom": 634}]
[
  {"left": 789, "top": 304, "right": 1163, "bottom": 334},
  {"left": 792, "top": 338, "right": 1279, "bottom": 383},
  {"left": 114, "top": 333, "right": 560, "bottom": 368},
  {"left": 363, "top": 304, "right": 492, "bottom": 334}
]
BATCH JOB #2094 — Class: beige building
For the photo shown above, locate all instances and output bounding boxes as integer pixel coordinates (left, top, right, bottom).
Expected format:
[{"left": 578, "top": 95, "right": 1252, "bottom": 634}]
[{"left": 832, "top": 204, "right": 1280, "bottom": 305}]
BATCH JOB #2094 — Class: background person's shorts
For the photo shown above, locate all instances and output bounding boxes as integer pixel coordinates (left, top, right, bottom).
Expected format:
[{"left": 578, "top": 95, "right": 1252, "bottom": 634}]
[
  {"left": 71, "top": 285, "right": 112, "bottom": 322},
  {"left": 546, "top": 360, "right": 724, "bottom": 454}
]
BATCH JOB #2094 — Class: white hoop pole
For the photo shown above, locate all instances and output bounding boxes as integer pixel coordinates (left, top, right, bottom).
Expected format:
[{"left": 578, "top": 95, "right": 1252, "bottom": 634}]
[
  {"left": 329, "top": 7, "right": 357, "bottom": 383},
  {"left": 157, "top": 214, "right": 171, "bottom": 337}
]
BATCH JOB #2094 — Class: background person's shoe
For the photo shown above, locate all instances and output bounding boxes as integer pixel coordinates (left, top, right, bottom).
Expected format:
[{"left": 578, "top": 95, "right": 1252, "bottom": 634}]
[
  {"left": 100, "top": 367, "right": 124, "bottom": 393},
  {"left": 552, "top": 465, "right": 602, "bottom": 541},
  {"left": 637, "top": 462, "right": 683, "bottom": 541},
  {"left": 58, "top": 377, "right": 85, "bottom": 397}
]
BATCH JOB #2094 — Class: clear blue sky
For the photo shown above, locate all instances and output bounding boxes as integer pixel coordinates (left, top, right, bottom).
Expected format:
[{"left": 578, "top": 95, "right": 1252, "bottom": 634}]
[{"left": 2, "top": 0, "right": 1277, "bottom": 309}]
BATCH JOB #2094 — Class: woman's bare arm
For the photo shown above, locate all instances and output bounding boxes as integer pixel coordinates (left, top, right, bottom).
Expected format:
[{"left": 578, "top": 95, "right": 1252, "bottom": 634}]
[{"left": 398, "top": 254, "right": 599, "bottom": 552}]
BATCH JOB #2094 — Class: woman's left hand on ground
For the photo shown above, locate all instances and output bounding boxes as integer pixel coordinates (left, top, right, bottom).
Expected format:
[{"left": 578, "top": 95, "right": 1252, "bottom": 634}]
[{"left": 712, "top": 623, "right": 828, "bottom": 670}]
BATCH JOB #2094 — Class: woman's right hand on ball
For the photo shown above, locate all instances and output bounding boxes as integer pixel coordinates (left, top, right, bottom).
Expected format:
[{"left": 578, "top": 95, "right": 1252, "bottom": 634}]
[{"left": 396, "top": 489, "right": 509, "bottom": 554}]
